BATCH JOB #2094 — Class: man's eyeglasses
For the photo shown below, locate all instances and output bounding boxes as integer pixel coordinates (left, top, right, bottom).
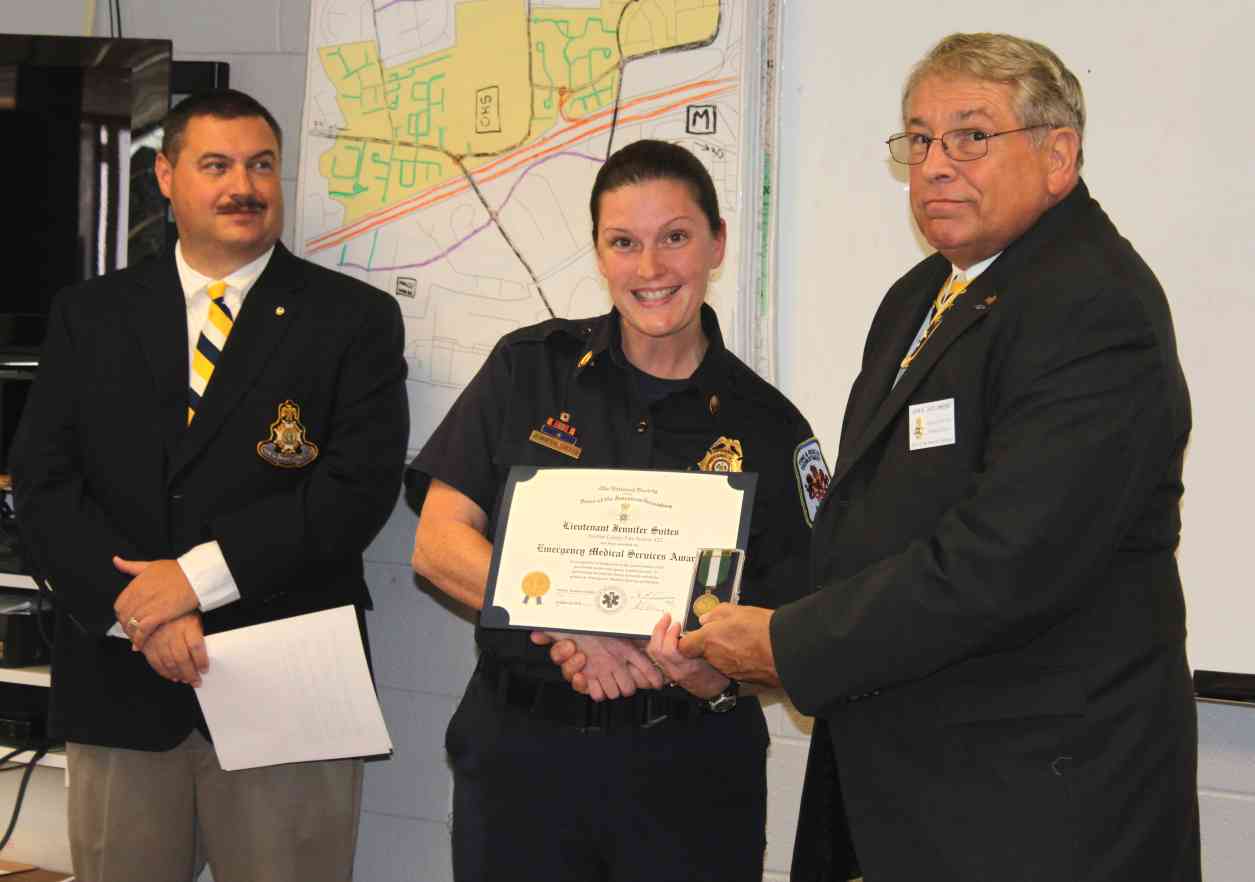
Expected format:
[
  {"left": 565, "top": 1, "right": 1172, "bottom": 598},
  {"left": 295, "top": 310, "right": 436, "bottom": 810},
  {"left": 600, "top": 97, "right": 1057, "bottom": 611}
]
[{"left": 886, "top": 124, "right": 1054, "bottom": 165}]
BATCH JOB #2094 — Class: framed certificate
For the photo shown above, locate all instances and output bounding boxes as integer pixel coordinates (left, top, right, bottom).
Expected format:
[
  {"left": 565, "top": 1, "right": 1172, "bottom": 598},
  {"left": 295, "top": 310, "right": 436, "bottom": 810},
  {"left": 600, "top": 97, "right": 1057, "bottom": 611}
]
[{"left": 480, "top": 467, "right": 756, "bottom": 638}]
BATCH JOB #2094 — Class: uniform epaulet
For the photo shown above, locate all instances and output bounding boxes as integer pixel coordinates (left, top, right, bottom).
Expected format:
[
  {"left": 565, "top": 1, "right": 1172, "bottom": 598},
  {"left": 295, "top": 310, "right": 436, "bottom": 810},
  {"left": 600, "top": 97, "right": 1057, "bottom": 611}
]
[{"left": 502, "top": 315, "right": 601, "bottom": 346}]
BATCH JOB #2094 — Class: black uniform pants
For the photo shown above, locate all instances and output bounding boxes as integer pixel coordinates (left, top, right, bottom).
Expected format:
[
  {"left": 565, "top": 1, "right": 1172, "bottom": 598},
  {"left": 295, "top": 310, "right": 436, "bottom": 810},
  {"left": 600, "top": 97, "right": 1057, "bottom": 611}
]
[{"left": 446, "top": 669, "right": 770, "bottom": 882}]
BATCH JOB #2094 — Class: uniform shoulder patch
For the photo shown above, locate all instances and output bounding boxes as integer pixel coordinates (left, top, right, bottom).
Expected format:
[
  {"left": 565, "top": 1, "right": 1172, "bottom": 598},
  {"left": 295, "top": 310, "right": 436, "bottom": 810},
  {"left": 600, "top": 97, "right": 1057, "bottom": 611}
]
[{"left": 793, "top": 437, "right": 830, "bottom": 527}]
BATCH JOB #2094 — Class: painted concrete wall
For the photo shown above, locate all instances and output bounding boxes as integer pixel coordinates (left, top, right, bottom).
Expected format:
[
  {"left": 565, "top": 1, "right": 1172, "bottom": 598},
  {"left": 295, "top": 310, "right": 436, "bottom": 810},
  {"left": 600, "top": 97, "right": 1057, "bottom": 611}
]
[{"left": 1, "top": 2, "right": 1250, "bottom": 880}]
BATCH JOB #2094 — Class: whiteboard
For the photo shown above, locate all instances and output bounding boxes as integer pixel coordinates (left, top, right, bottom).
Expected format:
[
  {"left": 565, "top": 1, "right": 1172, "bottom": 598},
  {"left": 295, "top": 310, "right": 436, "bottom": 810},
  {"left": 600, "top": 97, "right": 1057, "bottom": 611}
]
[{"left": 775, "top": 0, "right": 1253, "bottom": 674}]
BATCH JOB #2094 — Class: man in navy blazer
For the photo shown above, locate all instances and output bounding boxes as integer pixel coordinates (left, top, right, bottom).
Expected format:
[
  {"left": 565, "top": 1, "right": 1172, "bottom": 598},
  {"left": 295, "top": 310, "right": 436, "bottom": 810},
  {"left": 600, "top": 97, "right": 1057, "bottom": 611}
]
[
  {"left": 681, "top": 33, "right": 1199, "bottom": 882},
  {"left": 12, "top": 90, "right": 407, "bottom": 881}
]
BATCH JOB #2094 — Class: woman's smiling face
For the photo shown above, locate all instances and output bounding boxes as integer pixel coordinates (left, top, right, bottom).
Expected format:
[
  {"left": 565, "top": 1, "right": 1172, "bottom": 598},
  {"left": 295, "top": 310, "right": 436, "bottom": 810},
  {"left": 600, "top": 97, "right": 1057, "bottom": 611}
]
[{"left": 594, "top": 177, "right": 726, "bottom": 356}]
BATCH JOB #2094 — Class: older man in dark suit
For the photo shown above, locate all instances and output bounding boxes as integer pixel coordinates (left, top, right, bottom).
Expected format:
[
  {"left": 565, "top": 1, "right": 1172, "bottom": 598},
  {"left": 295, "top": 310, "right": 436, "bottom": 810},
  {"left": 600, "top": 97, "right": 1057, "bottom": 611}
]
[
  {"left": 12, "top": 89, "right": 407, "bottom": 882},
  {"left": 680, "top": 33, "right": 1199, "bottom": 882}
]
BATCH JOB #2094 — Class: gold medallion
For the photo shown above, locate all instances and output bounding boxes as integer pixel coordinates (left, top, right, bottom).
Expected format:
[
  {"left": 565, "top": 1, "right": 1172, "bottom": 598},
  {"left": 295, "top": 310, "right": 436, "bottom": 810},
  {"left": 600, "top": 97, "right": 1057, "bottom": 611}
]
[
  {"left": 697, "top": 437, "right": 743, "bottom": 473},
  {"left": 692, "top": 592, "right": 719, "bottom": 617},
  {"left": 522, "top": 571, "right": 551, "bottom": 604}
]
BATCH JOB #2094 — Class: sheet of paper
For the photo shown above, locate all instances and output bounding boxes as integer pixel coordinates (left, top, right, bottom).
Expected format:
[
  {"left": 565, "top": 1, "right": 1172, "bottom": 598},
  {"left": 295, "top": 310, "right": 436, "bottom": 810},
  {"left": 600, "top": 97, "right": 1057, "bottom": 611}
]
[
  {"left": 481, "top": 467, "right": 756, "bottom": 638},
  {"left": 195, "top": 605, "right": 391, "bottom": 771}
]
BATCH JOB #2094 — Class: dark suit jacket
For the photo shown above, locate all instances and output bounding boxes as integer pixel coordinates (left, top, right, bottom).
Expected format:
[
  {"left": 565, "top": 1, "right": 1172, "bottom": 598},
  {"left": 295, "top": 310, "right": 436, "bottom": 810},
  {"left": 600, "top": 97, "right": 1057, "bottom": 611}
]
[
  {"left": 11, "top": 242, "right": 408, "bottom": 751},
  {"left": 773, "top": 182, "right": 1199, "bottom": 882}
]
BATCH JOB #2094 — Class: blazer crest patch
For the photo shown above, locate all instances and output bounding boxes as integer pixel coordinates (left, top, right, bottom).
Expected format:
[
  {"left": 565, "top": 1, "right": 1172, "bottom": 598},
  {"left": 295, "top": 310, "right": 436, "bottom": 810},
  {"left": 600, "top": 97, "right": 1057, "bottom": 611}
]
[
  {"left": 257, "top": 400, "right": 320, "bottom": 468},
  {"left": 794, "top": 437, "right": 830, "bottom": 526}
]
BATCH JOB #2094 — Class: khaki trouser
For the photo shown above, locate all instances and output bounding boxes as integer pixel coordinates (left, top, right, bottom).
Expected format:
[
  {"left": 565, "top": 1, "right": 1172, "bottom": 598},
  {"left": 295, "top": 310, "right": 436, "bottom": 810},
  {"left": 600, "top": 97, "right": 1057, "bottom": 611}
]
[{"left": 67, "top": 730, "right": 362, "bottom": 882}]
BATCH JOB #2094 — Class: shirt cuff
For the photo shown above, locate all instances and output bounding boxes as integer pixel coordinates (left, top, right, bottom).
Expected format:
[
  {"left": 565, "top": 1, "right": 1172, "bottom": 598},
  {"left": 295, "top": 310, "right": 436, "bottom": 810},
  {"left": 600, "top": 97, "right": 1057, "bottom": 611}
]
[
  {"left": 178, "top": 541, "right": 241, "bottom": 612},
  {"left": 106, "top": 623, "right": 127, "bottom": 639}
]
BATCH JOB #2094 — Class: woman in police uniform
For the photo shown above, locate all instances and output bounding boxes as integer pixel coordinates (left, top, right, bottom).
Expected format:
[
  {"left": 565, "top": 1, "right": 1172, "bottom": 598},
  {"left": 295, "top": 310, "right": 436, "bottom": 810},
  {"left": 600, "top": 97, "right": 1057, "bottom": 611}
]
[{"left": 408, "top": 140, "right": 824, "bottom": 882}]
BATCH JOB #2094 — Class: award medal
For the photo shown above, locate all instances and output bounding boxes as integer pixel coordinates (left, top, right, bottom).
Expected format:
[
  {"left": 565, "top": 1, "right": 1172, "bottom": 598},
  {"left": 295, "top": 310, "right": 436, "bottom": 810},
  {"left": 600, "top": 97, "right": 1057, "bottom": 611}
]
[
  {"left": 697, "top": 437, "right": 743, "bottom": 472},
  {"left": 529, "top": 411, "right": 582, "bottom": 459},
  {"left": 691, "top": 549, "right": 736, "bottom": 619},
  {"left": 257, "top": 400, "right": 319, "bottom": 468},
  {"left": 691, "top": 592, "right": 719, "bottom": 617},
  {"left": 521, "top": 571, "right": 551, "bottom": 604}
]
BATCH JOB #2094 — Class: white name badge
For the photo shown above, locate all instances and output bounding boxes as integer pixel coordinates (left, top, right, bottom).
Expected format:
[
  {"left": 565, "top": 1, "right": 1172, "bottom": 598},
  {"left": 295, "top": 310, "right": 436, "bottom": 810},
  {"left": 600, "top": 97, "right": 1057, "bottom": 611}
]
[{"left": 908, "top": 398, "right": 956, "bottom": 451}]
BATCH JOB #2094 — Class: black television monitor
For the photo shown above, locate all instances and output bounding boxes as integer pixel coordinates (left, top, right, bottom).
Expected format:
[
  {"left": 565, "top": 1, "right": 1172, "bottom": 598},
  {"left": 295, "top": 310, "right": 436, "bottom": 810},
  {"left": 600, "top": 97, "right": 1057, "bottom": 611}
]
[{"left": 0, "top": 34, "right": 171, "bottom": 475}]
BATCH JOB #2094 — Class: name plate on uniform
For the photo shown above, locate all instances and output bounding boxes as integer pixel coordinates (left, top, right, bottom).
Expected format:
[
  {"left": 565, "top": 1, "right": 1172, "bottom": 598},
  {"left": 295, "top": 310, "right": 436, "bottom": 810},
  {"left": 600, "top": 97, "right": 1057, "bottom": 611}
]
[{"left": 481, "top": 467, "right": 756, "bottom": 638}]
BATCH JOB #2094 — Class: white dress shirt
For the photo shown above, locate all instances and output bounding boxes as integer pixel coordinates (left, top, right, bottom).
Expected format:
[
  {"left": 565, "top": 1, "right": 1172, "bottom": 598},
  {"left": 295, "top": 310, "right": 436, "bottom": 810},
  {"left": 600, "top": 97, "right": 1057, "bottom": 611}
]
[
  {"left": 108, "top": 243, "right": 275, "bottom": 637},
  {"left": 893, "top": 251, "right": 1001, "bottom": 389}
]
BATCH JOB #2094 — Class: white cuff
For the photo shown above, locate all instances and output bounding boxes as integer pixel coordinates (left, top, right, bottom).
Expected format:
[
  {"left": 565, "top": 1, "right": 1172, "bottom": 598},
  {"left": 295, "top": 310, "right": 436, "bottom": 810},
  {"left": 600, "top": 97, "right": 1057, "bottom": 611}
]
[{"left": 178, "top": 541, "right": 241, "bottom": 612}]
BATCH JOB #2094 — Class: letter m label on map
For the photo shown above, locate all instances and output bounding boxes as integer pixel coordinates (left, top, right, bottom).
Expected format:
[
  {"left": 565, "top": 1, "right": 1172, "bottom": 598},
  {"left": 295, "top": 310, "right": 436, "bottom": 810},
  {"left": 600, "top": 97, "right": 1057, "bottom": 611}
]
[{"left": 686, "top": 104, "right": 717, "bottom": 135}]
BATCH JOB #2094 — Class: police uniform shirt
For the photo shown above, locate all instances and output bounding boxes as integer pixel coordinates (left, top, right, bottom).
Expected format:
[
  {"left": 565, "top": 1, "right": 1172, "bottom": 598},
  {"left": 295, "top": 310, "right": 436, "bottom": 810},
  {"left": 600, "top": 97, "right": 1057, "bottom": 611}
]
[{"left": 408, "top": 304, "right": 821, "bottom": 674}]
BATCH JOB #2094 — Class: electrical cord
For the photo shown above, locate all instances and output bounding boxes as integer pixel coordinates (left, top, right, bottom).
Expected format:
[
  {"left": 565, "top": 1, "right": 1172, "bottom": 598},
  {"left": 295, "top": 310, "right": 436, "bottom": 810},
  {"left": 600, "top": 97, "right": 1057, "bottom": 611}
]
[{"left": 0, "top": 745, "right": 48, "bottom": 851}]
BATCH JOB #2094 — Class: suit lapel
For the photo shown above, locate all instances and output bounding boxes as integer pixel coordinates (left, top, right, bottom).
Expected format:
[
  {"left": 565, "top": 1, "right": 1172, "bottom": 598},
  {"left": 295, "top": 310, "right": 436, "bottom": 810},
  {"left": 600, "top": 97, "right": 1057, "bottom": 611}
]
[
  {"left": 825, "top": 182, "right": 1095, "bottom": 498},
  {"left": 127, "top": 254, "right": 191, "bottom": 464},
  {"left": 170, "top": 245, "right": 304, "bottom": 481},
  {"left": 833, "top": 270, "right": 995, "bottom": 488},
  {"left": 840, "top": 265, "right": 948, "bottom": 457}
]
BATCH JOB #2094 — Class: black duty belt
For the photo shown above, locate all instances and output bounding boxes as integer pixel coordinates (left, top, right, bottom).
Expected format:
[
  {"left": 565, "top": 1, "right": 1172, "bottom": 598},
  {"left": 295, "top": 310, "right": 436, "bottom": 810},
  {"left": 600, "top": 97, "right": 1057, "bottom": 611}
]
[{"left": 476, "top": 654, "right": 701, "bottom": 734}]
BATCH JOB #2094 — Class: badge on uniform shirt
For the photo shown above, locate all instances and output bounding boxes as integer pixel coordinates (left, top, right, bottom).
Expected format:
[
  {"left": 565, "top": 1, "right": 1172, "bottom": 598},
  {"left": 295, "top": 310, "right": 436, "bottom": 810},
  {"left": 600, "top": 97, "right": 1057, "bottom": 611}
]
[
  {"left": 529, "top": 412, "right": 582, "bottom": 459},
  {"left": 908, "top": 398, "right": 957, "bottom": 451},
  {"left": 698, "top": 437, "right": 743, "bottom": 472},
  {"left": 257, "top": 400, "right": 319, "bottom": 468},
  {"left": 793, "top": 436, "right": 830, "bottom": 526}
]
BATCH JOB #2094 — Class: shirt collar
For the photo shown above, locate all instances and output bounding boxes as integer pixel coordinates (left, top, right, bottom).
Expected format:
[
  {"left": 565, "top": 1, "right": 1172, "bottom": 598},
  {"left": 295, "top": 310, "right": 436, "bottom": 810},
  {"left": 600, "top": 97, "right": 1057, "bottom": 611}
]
[
  {"left": 175, "top": 241, "right": 276, "bottom": 303},
  {"left": 953, "top": 251, "right": 1001, "bottom": 285},
  {"left": 576, "top": 303, "right": 733, "bottom": 400}
]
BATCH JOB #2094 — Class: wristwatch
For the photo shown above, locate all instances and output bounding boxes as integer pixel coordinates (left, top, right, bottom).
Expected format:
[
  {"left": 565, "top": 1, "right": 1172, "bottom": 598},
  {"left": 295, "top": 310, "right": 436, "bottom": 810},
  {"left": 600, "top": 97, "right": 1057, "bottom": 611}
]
[{"left": 704, "top": 680, "right": 740, "bottom": 713}]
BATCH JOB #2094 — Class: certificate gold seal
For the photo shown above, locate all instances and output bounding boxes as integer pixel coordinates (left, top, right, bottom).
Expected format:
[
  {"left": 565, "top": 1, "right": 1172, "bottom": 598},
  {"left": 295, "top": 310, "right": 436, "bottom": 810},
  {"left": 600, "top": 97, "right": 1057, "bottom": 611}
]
[
  {"left": 521, "top": 571, "right": 551, "bottom": 604},
  {"left": 691, "top": 592, "right": 719, "bottom": 618}
]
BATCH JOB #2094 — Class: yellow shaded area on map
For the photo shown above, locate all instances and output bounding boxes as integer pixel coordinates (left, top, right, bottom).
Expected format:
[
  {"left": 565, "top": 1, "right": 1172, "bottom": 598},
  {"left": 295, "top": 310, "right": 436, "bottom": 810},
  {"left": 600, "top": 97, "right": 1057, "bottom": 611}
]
[{"left": 316, "top": 0, "right": 720, "bottom": 225}]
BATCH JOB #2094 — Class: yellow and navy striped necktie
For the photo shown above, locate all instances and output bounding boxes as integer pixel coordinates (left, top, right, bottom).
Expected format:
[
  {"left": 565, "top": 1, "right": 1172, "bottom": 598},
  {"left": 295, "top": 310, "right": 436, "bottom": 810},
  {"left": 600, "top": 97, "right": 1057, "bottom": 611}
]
[
  {"left": 188, "top": 280, "right": 233, "bottom": 424},
  {"left": 900, "top": 273, "right": 970, "bottom": 369}
]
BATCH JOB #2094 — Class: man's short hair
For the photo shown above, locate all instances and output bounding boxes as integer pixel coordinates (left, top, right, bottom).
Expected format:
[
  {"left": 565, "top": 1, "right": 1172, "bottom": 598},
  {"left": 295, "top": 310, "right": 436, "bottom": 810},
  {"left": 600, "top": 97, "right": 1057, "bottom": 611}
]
[
  {"left": 161, "top": 89, "right": 283, "bottom": 163},
  {"left": 903, "top": 33, "right": 1086, "bottom": 168}
]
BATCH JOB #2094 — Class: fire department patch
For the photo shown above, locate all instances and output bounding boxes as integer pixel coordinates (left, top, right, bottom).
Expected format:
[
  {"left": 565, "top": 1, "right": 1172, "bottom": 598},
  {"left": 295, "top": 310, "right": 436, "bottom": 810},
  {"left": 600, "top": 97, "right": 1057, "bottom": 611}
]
[{"left": 793, "top": 437, "right": 830, "bottom": 526}]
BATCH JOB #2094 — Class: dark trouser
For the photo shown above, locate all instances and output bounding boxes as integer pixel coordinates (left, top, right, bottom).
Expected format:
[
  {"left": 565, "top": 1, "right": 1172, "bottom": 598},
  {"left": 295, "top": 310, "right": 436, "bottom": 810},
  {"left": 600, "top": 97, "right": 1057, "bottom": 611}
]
[{"left": 447, "top": 667, "right": 769, "bottom": 882}]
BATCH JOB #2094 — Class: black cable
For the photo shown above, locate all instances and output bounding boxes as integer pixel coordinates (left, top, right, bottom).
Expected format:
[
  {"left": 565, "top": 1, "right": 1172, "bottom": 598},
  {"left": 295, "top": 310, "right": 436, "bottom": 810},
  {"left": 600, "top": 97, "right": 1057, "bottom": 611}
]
[
  {"left": 116, "top": 0, "right": 124, "bottom": 38},
  {"left": 0, "top": 747, "right": 47, "bottom": 851},
  {"left": 8, "top": 494, "right": 56, "bottom": 653}
]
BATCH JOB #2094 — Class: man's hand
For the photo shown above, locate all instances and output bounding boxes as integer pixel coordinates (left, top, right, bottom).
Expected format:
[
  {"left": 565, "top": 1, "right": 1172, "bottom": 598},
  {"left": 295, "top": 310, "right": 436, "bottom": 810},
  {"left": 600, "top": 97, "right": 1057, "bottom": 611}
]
[
  {"left": 531, "top": 631, "right": 665, "bottom": 701},
  {"left": 678, "top": 604, "right": 781, "bottom": 688},
  {"left": 646, "top": 613, "right": 729, "bottom": 699},
  {"left": 113, "top": 556, "right": 199, "bottom": 649},
  {"left": 140, "top": 613, "right": 209, "bottom": 687}
]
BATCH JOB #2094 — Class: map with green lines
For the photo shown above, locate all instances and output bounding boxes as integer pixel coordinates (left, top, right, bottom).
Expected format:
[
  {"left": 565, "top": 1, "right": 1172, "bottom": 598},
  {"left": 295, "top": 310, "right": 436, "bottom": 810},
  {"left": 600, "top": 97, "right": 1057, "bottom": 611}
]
[{"left": 296, "top": 0, "right": 776, "bottom": 449}]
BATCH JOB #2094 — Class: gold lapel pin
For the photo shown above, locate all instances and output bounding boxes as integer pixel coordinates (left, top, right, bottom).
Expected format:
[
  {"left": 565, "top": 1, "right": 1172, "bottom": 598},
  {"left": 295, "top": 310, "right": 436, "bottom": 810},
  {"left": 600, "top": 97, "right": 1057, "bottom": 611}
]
[{"left": 275, "top": 306, "right": 286, "bottom": 316}]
